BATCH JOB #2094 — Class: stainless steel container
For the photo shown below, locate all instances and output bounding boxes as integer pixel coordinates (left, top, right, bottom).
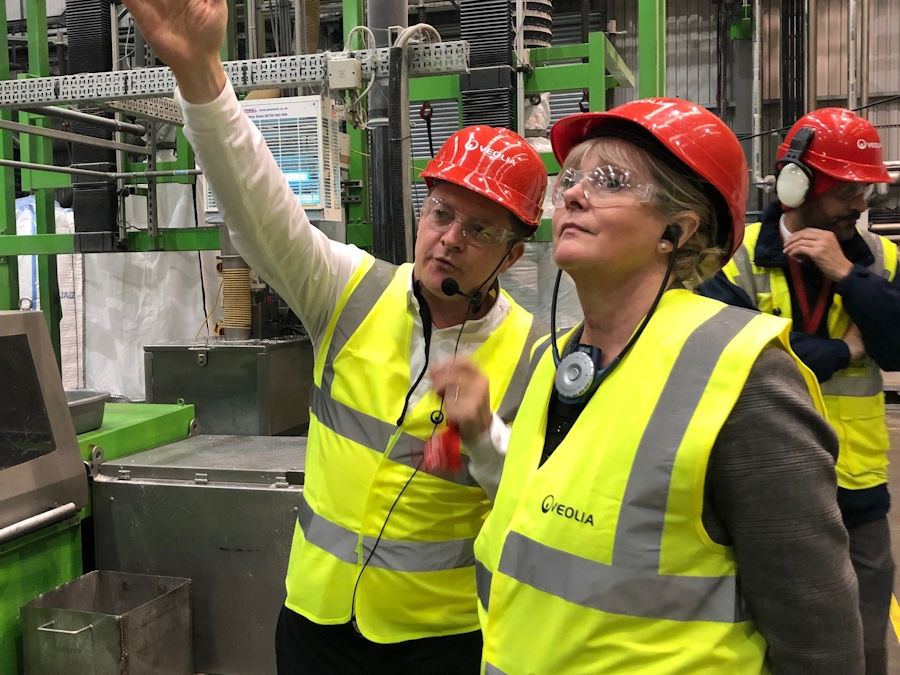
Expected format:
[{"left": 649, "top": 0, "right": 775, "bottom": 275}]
[
  {"left": 21, "top": 570, "right": 192, "bottom": 675},
  {"left": 144, "top": 336, "right": 313, "bottom": 436},
  {"left": 92, "top": 435, "right": 305, "bottom": 675}
]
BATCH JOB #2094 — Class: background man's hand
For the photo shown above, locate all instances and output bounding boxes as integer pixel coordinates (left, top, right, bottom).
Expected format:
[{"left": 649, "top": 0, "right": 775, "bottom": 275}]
[
  {"left": 782, "top": 228, "right": 854, "bottom": 282},
  {"left": 430, "top": 357, "right": 492, "bottom": 444},
  {"left": 121, "top": 0, "right": 228, "bottom": 103},
  {"left": 842, "top": 323, "right": 866, "bottom": 361}
]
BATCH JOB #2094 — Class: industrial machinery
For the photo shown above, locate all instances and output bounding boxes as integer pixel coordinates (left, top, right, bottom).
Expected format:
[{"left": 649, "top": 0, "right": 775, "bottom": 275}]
[{"left": 2, "top": 1, "right": 899, "bottom": 673}]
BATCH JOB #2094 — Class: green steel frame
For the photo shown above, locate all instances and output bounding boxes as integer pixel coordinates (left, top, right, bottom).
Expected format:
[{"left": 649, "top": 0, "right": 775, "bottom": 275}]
[
  {"left": 0, "top": 0, "right": 16, "bottom": 310},
  {"left": 0, "top": 0, "right": 666, "bottom": 339}
]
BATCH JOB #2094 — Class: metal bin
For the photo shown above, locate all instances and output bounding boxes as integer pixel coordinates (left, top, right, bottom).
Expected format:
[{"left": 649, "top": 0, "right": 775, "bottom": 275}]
[
  {"left": 92, "top": 434, "right": 305, "bottom": 675},
  {"left": 20, "top": 570, "right": 192, "bottom": 675}
]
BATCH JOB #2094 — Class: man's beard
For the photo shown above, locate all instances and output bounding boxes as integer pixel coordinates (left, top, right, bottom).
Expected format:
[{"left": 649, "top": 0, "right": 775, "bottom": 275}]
[{"left": 814, "top": 211, "right": 861, "bottom": 240}]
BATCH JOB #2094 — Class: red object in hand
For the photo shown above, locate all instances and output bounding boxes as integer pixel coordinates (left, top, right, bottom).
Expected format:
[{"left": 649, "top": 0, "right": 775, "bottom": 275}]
[{"left": 423, "top": 424, "right": 462, "bottom": 474}]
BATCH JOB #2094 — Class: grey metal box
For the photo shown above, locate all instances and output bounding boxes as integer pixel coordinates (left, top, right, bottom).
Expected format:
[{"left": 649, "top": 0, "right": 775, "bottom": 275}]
[
  {"left": 21, "top": 570, "right": 192, "bottom": 675},
  {"left": 92, "top": 435, "right": 305, "bottom": 675},
  {"left": 144, "top": 337, "right": 313, "bottom": 436}
]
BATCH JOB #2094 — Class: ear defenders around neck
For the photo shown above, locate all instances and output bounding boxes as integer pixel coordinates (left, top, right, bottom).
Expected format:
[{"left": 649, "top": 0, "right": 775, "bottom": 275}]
[
  {"left": 775, "top": 127, "right": 815, "bottom": 208},
  {"left": 555, "top": 343, "right": 607, "bottom": 405}
]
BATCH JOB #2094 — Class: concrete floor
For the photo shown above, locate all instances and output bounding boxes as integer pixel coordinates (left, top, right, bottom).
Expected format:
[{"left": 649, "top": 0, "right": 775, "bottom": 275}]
[{"left": 887, "top": 405, "right": 900, "bottom": 673}]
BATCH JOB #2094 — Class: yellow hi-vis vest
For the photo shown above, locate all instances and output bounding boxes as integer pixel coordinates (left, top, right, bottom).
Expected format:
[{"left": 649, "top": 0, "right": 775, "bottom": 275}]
[
  {"left": 474, "top": 291, "right": 824, "bottom": 674},
  {"left": 723, "top": 222, "right": 897, "bottom": 489},
  {"left": 284, "top": 255, "right": 547, "bottom": 643}
]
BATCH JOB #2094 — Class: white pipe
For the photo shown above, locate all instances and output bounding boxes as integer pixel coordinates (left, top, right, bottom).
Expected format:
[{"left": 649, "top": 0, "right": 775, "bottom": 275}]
[
  {"left": 515, "top": 0, "right": 525, "bottom": 136},
  {"left": 860, "top": 0, "right": 870, "bottom": 116},
  {"left": 751, "top": 0, "right": 771, "bottom": 189},
  {"left": 0, "top": 503, "right": 77, "bottom": 545},
  {"left": 848, "top": 0, "right": 857, "bottom": 110},
  {"left": 806, "top": 0, "right": 817, "bottom": 111},
  {"left": 247, "top": 0, "right": 259, "bottom": 59}
]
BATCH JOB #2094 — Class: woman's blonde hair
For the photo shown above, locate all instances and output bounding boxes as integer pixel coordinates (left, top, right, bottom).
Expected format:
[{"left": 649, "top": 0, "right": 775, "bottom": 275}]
[{"left": 561, "top": 136, "right": 727, "bottom": 286}]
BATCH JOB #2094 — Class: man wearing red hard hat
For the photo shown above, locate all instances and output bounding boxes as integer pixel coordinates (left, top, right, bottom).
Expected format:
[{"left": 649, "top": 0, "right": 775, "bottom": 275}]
[
  {"left": 701, "top": 107, "right": 899, "bottom": 674},
  {"left": 121, "top": 1, "right": 548, "bottom": 673}
]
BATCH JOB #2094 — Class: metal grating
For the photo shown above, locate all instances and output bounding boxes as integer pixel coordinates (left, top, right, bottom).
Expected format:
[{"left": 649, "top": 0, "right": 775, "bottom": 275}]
[
  {"left": 459, "top": 0, "right": 512, "bottom": 68},
  {"left": 461, "top": 89, "right": 514, "bottom": 129}
]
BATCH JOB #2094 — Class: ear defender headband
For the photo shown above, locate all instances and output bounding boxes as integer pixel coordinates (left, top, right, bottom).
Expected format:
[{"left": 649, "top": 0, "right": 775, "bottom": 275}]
[{"left": 775, "top": 126, "right": 815, "bottom": 208}]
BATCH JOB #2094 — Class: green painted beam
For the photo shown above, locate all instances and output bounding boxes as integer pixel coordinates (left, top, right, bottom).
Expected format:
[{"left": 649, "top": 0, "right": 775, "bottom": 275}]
[
  {"left": 0, "top": 234, "right": 75, "bottom": 255},
  {"left": 26, "top": 0, "right": 61, "bottom": 361},
  {"left": 603, "top": 32, "right": 635, "bottom": 88},
  {"left": 531, "top": 220, "right": 552, "bottom": 243},
  {"left": 0, "top": 228, "right": 222, "bottom": 255},
  {"left": 540, "top": 152, "right": 560, "bottom": 175},
  {"left": 638, "top": 0, "right": 666, "bottom": 98},
  {"left": 525, "top": 63, "right": 595, "bottom": 94},
  {"left": 586, "top": 31, "right": 606, "bottom": 112},
  {"left": 0, "top": 0, "right": 17, "bottom": 309},
  {"left": 529, "top": 43, "right": 589, "bottom": 64},
  {"left": 409, "top": 75, "right": 460, "bottom": 102},
  {"left": 126, "top": 228, "right": 221, "bottom": 251},
  {"left": 344, "top": 0, "right": 369, "bottom": 234},
  {"left": 347, "top": 222, "right": 373, "bottom": 249}
]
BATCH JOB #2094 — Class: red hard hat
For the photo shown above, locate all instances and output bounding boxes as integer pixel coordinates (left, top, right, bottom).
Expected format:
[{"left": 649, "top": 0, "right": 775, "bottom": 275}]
[
  {"left": 777, "top": 108, "right": 891, "bottom": 202},
  {"left": 550, "top": 98, "right": 749, "bottom": 259},
  {"left": 420, "top": 126, "right": 547, "bottom": 229}
]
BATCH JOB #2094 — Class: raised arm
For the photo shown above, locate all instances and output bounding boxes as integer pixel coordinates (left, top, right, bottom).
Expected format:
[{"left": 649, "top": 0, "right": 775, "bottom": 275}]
[
  {"left": 122, "top": 0, "right": 364, "bottom": 343},
  {"left": 120, "top": 0, "right": 228, "bottom": 103}
]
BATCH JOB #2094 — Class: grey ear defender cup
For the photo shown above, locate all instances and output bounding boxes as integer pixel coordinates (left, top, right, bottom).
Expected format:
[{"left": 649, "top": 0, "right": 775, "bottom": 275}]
[
  {"left": 555, "top": 345, "right": 605, "bottom": 404},
  {"left": 775, "top": 127, "right": 816, "bottom": 208}
]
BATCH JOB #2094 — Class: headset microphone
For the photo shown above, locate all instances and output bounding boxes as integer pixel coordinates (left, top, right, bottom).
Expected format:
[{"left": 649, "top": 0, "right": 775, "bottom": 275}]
[{"left": 440, "top": 278, "right": 484, "bottom": 311}]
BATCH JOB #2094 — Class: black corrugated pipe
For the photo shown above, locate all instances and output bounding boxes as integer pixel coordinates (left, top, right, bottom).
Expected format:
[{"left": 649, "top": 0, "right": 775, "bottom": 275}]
[
  {"left": 387, "top": 45, "right": 410, "bottom": 263},
  {"left": 366, "top": 0, "right": 408, "bottom": 264},
  {"left": 780, "top": 0, "right": 805, "bottom": 127}
]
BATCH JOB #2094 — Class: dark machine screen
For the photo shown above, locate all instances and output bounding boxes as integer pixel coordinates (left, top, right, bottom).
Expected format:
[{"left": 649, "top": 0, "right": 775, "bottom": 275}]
[{"left": 0, "top": 334, "right": 56, "bottom": 469}]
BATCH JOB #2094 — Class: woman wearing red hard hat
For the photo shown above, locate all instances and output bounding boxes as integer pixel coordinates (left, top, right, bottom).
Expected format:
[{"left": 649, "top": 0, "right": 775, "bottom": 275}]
[{"left": 473, "top": 99, "right": 863, "bottom": 673}]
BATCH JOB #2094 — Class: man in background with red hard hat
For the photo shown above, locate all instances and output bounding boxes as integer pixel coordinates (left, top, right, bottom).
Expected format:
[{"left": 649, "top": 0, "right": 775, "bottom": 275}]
[
  {"left": 121, "top": 1, "right": 548, "bottom": 672},
  {"left": 701, "top": 107, "right": 899, "bottom": 674}
]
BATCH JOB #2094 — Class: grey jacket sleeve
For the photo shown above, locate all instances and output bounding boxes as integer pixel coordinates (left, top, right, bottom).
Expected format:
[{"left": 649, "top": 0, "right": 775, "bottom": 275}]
[{"left": 703, "top": 346, "right": 864, "bottom": 674}]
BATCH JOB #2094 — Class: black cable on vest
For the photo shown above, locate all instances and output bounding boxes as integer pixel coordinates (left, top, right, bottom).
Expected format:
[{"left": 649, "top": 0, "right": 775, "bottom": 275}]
[
  {"left": 396, "top": 281, "right": 434, "bottom": 427},
  {"left": 549, "top": 230, "right": 680, "bottom": 396}
]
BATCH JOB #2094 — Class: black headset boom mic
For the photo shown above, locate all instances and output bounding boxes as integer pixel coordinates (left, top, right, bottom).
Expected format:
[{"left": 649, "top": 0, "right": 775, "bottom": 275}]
[{"left": 440, "top": 278, "right": 483, "bottom": 311}]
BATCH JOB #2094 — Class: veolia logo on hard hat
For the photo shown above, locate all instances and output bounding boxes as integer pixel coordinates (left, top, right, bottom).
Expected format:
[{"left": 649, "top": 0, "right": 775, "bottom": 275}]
[
  {"left": 464, "top": 136, "right": 519, "bottom": 166},
  {"left": 857, "top": 138, "right": 881, "bottom": 150}
]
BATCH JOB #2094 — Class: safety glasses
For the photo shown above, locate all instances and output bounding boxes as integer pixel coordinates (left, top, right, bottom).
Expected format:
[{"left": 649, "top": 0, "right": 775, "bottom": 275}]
[
  {"left": 831, "top": 182, "right": 875, "bottom": 202},
  {"left": 552, "top": 165, "right": 656, "bottom": 208},
  {"left": 421, "top": 197, "right": 517, "bottom": 248}
]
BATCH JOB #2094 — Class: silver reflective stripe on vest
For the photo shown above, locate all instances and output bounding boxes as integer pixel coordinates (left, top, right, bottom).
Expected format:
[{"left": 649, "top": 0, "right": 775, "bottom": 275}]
[
  {"left": 497, "top": 318, "right": 548, "bottom": 422},
  {"left": 730, "top": 244, "right": 771, "bottom": 295},
  {"left": 309, "top": 385, "right": 479, "bottom": 486},
  {"left": 613, "top": 306, "right": 753, "bottom": 569},
  {"left": 298, "top": 494, "right": 477, "bottom": 571},
  {"left": 475, "top": 559, "right": 492, "bottom": 611},
  {"left": 495, "top": 306, "right": 756, "bottom": 624},
  {"left": 819, "top": 359, "right": 883, "bottom": 397},
  {"left": 859, "top": 227, "right": 889, "bottom": 278},
  {"left": 484, "top": 663, "right": 507, "bottom": 675},
  {"left": 499, "top": 531, "right": 746, "bottom": 623},
  {"left": 321, "top": 259, "right": 396, "bottom": 394}
]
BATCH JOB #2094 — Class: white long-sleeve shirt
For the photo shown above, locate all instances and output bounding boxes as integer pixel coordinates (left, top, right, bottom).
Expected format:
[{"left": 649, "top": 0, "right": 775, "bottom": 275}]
[{"left": 177, "top": 80, "right": 508, "bottom": 496}]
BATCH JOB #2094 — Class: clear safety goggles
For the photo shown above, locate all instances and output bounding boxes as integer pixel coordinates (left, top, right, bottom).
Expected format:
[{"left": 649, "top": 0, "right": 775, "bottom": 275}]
[
  {"left": 832, "top": 182, "right": 875, "bottom": 202},
  {"left": 421, "top": 197, "right": 517, "bottom": 248},
  {"left": 552, "top": 165, "right": 656, "bottom": 209}
]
